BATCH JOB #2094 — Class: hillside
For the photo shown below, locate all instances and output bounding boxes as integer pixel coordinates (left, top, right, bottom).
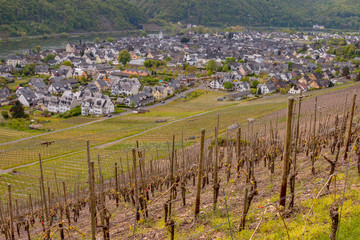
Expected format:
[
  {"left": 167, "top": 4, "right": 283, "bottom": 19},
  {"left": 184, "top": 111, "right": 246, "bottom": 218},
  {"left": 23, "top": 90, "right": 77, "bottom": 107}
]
[
  {"left": 132, "top": 0, "right": 360, "bottom": 29},
  {"left": 1, "top": 0, "right": 360, "bottom": 38},
  {"left": 0, "top": 84, "right": 359, "bottom": 239},
  {"left": 0, "top": 0, "right": 146, "bottom": 37}
]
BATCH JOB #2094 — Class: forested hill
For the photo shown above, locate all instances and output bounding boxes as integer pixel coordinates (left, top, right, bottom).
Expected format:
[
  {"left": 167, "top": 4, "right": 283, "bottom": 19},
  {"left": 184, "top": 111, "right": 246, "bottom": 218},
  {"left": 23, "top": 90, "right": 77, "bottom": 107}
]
[
  {"left": 1, "top": 0, "right": 360, "bottom": 37},
  {"left": 0, "top": 0, "right": 146, "bottom": 37},
  {"left": 132, "top": 0, "right": 360, "bottom": 29}
]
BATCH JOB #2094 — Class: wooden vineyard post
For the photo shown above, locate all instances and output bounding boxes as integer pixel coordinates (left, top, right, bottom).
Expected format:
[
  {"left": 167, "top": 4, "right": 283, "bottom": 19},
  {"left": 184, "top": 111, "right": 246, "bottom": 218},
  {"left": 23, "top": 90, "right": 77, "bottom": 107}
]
[
  {"left": 236, "top": 128, "right": 241, "bottom": 173},
  {"left": 86, "top": 141, "right": 96, "bottom": 240},
  {"left": 213, "top": 126, "right": 220, "bottom": 211},
  {"left": 279, "top": 97, "right": 294, "bottom": 208},
  {"left": 115, "top": 162, "right": 119, "bottom": 207},
  {"left": 311, "top": 97, "right": 318, "bottom": 175},
  {"left": 62, "top": 182, "right": 70, "bottom": 224},
  {"left": 39, "top": 154, "right": 49, "bottom": 221},
  {"left": 132, "top": 148, "right": 140, "bottom": 221},
  {"left": 195, "top": 129, "right": 205, "bottom": 218},
  {"left": 239, "top": 187, "right": 248, "bottom": 231},
  {"left": 169, "top": 135, "right": 175, "bottom": 218},
  {"left": 98, "top": 155, "right": 107, "bottom": 240},
  {"left": 289, "top": 91, "right": 302, "bottom": 210},
  {"left": 343, "top": 94, "right": 357, "bottom": 162},
  {"left": 8, "top": 184, "right": 15, "bottom": 240}
]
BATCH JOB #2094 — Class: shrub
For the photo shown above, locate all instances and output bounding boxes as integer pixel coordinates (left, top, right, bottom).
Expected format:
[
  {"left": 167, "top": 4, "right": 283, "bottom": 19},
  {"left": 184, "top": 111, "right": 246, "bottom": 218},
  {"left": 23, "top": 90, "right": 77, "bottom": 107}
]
[{"left": 1, "top": 110, "right": 9, "bottom": 119}]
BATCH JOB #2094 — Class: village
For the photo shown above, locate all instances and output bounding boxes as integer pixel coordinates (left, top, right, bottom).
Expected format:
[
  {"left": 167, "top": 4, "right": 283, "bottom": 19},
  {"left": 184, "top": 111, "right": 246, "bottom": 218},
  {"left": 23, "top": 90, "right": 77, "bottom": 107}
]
[{"left": 0, "top": 29, "right": 359, "bottom": 117}]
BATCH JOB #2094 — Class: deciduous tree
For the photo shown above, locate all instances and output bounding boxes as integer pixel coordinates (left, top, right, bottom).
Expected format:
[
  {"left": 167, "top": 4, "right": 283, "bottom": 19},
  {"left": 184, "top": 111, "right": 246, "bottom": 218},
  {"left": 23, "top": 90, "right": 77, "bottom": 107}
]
[{"left": 118, "top": 50, "right": 131, "bottom": 66}]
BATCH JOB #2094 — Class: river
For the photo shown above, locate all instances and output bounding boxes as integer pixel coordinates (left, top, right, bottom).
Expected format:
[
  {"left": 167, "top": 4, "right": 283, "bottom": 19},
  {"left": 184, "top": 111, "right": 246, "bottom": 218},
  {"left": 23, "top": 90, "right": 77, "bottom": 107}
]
[{"left": 0, "top": 31, "right": 144, "bottom": 58}]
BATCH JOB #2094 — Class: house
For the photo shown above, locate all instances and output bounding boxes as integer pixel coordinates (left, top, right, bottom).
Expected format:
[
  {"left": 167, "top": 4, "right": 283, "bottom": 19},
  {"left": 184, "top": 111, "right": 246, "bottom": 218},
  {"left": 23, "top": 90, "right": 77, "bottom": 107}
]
[
  {"left": 309, "top": 80, "right": 330, "bottom": 89},
  {"left": 47, "top": 96, "right": 60, "bottom": 113},
  {"left": 7, "top": 55, "right": 24, "bottom": 67},
  {"left": 66, "top": 43, "right": 77, "bottom": 53},
  {"left": 122, "top": 68, "right": 150, "bottom": 76},
  {"left": 331, "top": 78, "right": 347, "bottom": 85},
  {"left": 0, "top": 86, "right": 10, "bottom": 103},
  {"left": 86, "top": 83, "right": 100, "bottom": 93},
  {"left": 58, "top": 90, "right": 80, "bottom": 113},
  {"left": 299, "top": 75, "right": 311, "bottom": 85},
  {"left": 51, "top": 65, "right": 73, "bottom": 79},
  {"left": 73, "top": 68, "right": 87, "bottom": 80},
  {"left": 111, "top": 79, "right": 140, "bottom": 96},
  {"left": 16, "top": 87, "right": 38, "bottom": 107},
  {"left": 257, "top": 82, "right": 277, "bottom": 94},
  {"left": 48, "top": 81, "right": 72, "bottom": 94},
  {"left": 0, "top": 73, "right": 14, "bottom": 80},
  {"left": 288, "top": 84, "right": 307, "bottom": 94},
  {"left": 95, "top": 79, "right": 109, "bottom": 91},
  {"left": 151, "top": 86, "right": 172, "bottom": 100},
  {"left": 226, "top": 91, "right": 253, "bottom": 101},
  {"left": 29, "top": 78, "right": 47, "bottom": 91},
  {"left": 209, "top": 78, "right": 222, "bottom": 89},
  {"left": 35, "top": 65, "right": 50, "bottom": 75},
  {"left": 81, "top": 93, "right": 114, "bottom": 116},
  {"left": 233, "top": 81, "right": 250, "bottom": 92},
  {"left": 275, "top": 82, "right": 289, "bottom": 90},
  {"left": 124, "top": 91, "right": 154, "bottom": 107}
]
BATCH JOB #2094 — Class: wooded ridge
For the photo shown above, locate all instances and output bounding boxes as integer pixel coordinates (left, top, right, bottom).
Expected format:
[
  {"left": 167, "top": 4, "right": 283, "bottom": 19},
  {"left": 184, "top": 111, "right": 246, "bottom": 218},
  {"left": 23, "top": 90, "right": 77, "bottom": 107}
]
[{"left": 1, "top": 0, "right": 360, "bottom": 36}]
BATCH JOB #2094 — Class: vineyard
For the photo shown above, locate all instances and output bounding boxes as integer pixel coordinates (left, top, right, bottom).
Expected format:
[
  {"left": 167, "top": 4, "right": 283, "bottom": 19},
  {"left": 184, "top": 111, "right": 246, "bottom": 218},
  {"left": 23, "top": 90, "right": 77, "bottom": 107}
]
[{"left": 0, "top": 84, "right": 359, "bottom": 239}]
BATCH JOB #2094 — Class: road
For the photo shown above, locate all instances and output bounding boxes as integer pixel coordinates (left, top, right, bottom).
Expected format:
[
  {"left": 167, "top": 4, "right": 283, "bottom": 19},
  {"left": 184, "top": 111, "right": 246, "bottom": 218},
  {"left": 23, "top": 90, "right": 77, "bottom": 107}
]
[{"left": 0, "top": 86, "right": 201, "bottom": 147}]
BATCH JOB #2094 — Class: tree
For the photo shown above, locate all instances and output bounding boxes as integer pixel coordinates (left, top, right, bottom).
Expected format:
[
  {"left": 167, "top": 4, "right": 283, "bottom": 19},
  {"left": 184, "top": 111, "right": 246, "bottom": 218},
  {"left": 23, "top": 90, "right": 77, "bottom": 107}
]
[
  {"left": 22, "top": 64, "right": 35, "bottom": 76},
  {"left": 222, "top": 64, "right": 230, "bottom": 72},
  {"left": 186, "top": 65, "right": 197, "bottom": 74},
  {"left": 288, "top": 62, "right": 293, "bottom": 71},
  {"left": 106, "top": 37, "right": 115, "bottom": 42},
  {"left": 227, "top": 32, "right": 234, "bottom": 39},
  {"left": 1, "top": 111, "right": 9, "bottom": 119},
  {"left": 342, "top": 66, "right": 350, "bottom": 76},
  {"left": 180, "top": 36, "right": 190, "bottom": 43},
  {"left": 252, "top": 80, "right": 260, "bottom": 88},
  {"left": 356, "top": 72, "right": 360, "bottom": 82},
  {"left": 314, "top": 67, "right": 322, "bottom": 74},
  {"left": 10, "top": 101, "right": 27, "bottom": 118},
  {"left": 35, "top": 45, "right": 41, "bottom": 54},
  {"left": 94, "top": 37, "right": 101, "bottom": 43},
  {"left": 62, "top": 61, "right": 73, "bottom": 67},
  {"left": 257, "top": 87, "right": 262, "bottom": 95},
  {"left": 43, "top": 54, "right": 55, "bottom": 63},
  {"left": 140, "top": 31, "right": 147, "bottom": 38},
  {"left": 206, "top": 59, "right": 217, "bottom": 72},
  {"left": 225, "top": 57, "right": 236, "bottom": 64},
  {"left": 118, "top": 50, "right": 131, "bottom": 66},
  {"left": 144, "top": 59, "right": 153, "bottom": 68},
  {"left": 224, "top": 82, "right": 233, "bottom": 91}
]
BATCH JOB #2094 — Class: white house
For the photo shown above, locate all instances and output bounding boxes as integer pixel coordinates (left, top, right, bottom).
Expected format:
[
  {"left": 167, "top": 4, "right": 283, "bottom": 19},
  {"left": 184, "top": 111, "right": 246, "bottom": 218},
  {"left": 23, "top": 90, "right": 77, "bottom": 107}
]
[
  {"left": 58, "top": 90, "right": 80, "bottom": 113},
  {"left": 47, "top": 96, "right": 60, "bottom": 113},
  {"left": 81, "top": 93, "right": 114, "bottom": 116},
  {"left": 16, "top": 87, "right": 38, "bottom": 107},
  {"left": 257, "top": 82, "right": 277, "bottom": 95},
  {"left": 7, "top": 55, "right": 24, "bottom": 67}
]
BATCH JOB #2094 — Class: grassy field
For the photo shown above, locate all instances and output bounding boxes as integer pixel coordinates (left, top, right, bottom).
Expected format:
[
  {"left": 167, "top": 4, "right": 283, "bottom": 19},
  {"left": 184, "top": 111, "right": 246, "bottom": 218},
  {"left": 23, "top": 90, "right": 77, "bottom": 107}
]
[
  {"left": 0, "top": 83, "right": 359, "bottom": 198},
  {"left": 0, "top": 90, "right": 233, "bottom": 169},
  {"left": 0, "top": 127, "right": 39, "bottom": 143}
]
